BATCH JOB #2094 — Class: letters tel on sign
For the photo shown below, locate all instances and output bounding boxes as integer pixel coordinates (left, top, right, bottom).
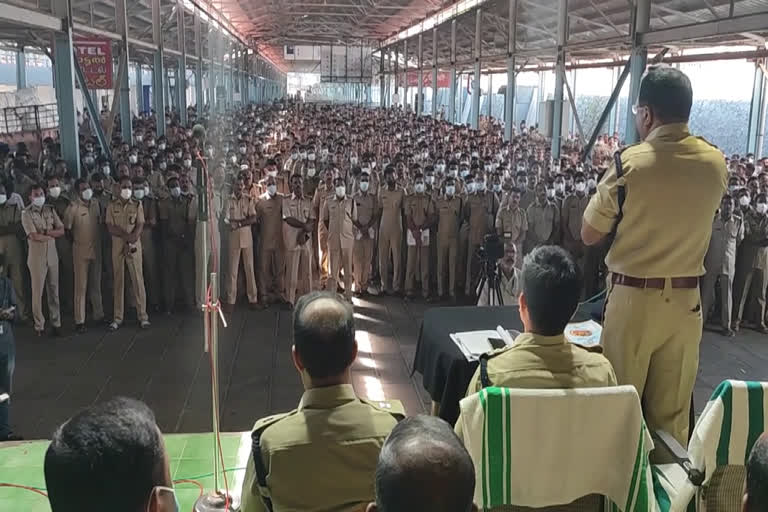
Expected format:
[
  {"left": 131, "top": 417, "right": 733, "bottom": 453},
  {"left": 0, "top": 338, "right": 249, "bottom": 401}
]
[{"left": 74, "top": 38, "right": 113, "bottom": 90}]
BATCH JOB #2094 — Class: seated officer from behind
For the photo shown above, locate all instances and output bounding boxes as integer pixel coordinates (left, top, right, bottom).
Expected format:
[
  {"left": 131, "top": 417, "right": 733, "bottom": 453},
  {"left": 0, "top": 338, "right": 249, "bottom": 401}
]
[
  {"left": 241, "top": 291, "right": 405, "bottom": 512},
  {"left": 462, "top": 245, "right": 616, "bottom": 400},
  {"left": 744, "top": 432, "right": 768, "bottom": 512}
]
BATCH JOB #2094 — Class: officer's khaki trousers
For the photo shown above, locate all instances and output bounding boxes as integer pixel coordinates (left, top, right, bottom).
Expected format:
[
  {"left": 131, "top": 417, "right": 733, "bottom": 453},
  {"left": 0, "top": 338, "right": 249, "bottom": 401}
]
[
  {"left": 28, "top": 242, "right": 60, "bottom": 331},
  {"left": 700, "top": 271, "right": 733, "bottom": 329},
  {"left": 353, "top": 237, "right": 373, "bottom": 292},
  {"left": 405, "top": 244, "right": 430, "bottom": 297},
  {"left": 378, "top": 227, "right": 402, "bottom": 293},
  {"left": 734, "top": 267, "right": 768, "bottom": 328},
  {"left": 56, "top": 236, "right": 74, "bottom": 313},
  {"left": 284, "top": 245, "right": 312, "bottom": 305},
  {"left": 0, "top": 238, "right": 27, "bottom": 320},
  {"left": 329, "top": 241, "right": 353, "bottom": 299},
  {"left": 258, "top": 245, "right": 284, "bottom": 302},
  {"left": 73, "top": 255, "right": 103, "bottom": 325},
  {"left": 465, "top": 242, "right": 481, "bottom": 296},
  {"left": 141, "top": 230, "right": 159, "bottom": 310},
  {"left": 601, "top": 278, "right": 702, "bottom": 447},
  {"left": 318, "top": 222, "right": 329, "bottom": 279},
  {"left": 226, "top": 244, "right": 258, "bottom": 305},
  {"left": 437, "top": 235, "right": 457, "bottom": 298},
  {"left": 112, "top": 243, "right": 148, "bottom": 324}
]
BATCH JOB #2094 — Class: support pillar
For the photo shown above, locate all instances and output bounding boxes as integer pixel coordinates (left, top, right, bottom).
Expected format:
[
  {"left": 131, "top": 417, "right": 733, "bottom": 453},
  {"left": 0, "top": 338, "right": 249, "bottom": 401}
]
[
  {"left": 608, "top": 65, "right": 617, "bottom": 133},
  {"left": 16, "top": 47, "right": 26, "bottom": 90},
  {"left": 208, "top": 28, "right": 217, "bottom": 111},
  {"left": 116, "top": 0, "right": 132, "bottom": 142},
  {"left": 449, "top": 19, "right": 457, "bottom": 123},
  {"left": 487, "top": 73, "right": 492, "bottom": 119},
  {"left": 625, "top": 0, "right": 651, "bottom": 143},
  {"left": 505, "top": 0, "right": 518, "bottom": 140},
  {"left": 52, "top": 0, "right": 80, "bottom": 174},
  {"left": 747, "top": 62, "right": 765, "bottom": 155},
  {"left": 152, "top": 0, "right": 166, "bottom": 136},
  {"left": 403, "top": 39, "right": 408, "bottom": 110},
  {"left": 379, "top": 48, "right": 386, "bottom": 107},
  {"left": 432, "top": 28, "right": 438, "bottom": 117},
  {"left": 417, "top": 33, "right": 423, "bottom": 115},
  {"left": 393, "top": 47, "right": 399, "bottom": 106},
  {"left": 551, "top": 0, "right": 567, "bottom": 159},
  {"left": 194, "top": 10, "right": 204, "bottom": 109},
  {"left": 176, "top": 0, "right": 187, "bottom": 125},
  {"left": 470, "top": 8, "right": 482, "bottom": 130},
  {"left": 136, "top": 64, "right": 144, "bottom": 113},
  {"left": 758, "top": 68, "right": 768, "bottom": 157}
]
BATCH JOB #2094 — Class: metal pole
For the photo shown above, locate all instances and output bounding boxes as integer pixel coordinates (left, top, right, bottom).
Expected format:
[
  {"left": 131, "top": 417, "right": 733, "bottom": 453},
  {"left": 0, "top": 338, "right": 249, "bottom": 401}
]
[
  {"left": 747, "top": 60, "right": 764, "bottom": 154},
  {"left": 195, "top": 10, "right": 204, "bottom": 109},
  {"left": 136, "top": 64, "right": 144, "bottom": 113},
  {"left": 16, "top": 47, "right": 26, "bottom": 90},
  {"left": 471, "top": 8, "right": 482, "bottom": 129},
  {"left": 487, "top": 73, "right": 493, "bottom": 120},
  {"left": 581, "top": 59, "right": 632, "bottom": 161},
  {"left": 551, "top": 0, "right": 567, "bottom": 159},
  {"left": 379, "top": 48, "right": 385, "bottom": 107},
  {"left": 564, "top": 72, "right": 584, "bottom": 143},
  {"left": 432, "top": 28, "right": 438, "bottom": 117},
  {"left": 116, "top": 0, "right": 132, "bottom": 142},
  {"left": 608, "top": 65, "right": 617, "bottom": 133},
  {"left": 208, "top": 27, "right": 216, "bottom": 111},
  {"left": 403, "top": 39, "right": 408, "bottom": 110},
  {"left": 449, "top": 19, "right": 457, "bottom": 123},
  {"left": 152, "top": 0, "right": 166, "bottom": 136},
  {"left": 177, "top": 0, "right": 187, "bottom": 125},
  {"left": 505, "top": 0, "right": 517, "bottom": 140},
  {"left": 393, "top": 46, "right": 399, "bottom": 106},
  {"left": 417, "top": 33, "right": 423, "bottom": 116},
  {"left": 51, "top": 0, "right": 80, "bottom": 176},
  {"left": 757, "top": 71, "right": 768, "bottom": 158},
  {"left": 625, "top": 0, "right": 651, "bottom": 143}
]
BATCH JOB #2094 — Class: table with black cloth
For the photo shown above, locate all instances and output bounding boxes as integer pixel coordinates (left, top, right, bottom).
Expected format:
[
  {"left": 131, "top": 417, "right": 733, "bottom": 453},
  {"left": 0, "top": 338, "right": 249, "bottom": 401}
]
[{"left": 413, "top": 301, "right": 604, "bottom": 426}]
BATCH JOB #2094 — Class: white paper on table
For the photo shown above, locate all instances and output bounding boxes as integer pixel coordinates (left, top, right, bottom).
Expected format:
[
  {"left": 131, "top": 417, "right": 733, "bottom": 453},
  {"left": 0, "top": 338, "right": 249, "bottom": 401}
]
[
  {"left": 496, "top": 326, "right": 519, "bottom": 346},
  {"left": 564, "top": 320, "right": 602, "bottom": 347},
  {"left": 450, "top": 330, "right": 503, "bottom": 362}
]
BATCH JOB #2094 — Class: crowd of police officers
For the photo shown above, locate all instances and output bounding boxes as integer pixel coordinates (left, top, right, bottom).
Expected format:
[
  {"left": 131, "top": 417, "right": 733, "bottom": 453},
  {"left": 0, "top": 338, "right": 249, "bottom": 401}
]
[{"left": 0, "top": 99, "right": 761, "bottom": 338}]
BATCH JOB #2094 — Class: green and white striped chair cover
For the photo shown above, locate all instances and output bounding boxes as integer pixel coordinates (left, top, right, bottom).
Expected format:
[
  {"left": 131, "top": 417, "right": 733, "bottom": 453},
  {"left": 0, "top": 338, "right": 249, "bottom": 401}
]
[
  {"left": 457, "top": 386, "right": 659, "bottom": 512},
  {"left": 654, "top": 380, "right": 768, "bottom": 512}
]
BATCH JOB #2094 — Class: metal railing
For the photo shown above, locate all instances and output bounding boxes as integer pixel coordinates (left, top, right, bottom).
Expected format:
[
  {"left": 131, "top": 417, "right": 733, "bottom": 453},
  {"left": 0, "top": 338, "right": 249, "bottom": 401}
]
[{"left": 0, "top": 103, "right": 59, "bottom": 135}]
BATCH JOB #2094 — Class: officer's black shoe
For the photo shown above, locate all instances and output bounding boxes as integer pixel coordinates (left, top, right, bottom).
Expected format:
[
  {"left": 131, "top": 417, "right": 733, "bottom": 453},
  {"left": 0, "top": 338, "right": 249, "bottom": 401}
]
[
  {"left": 75, "top": 324, "right": 87, "bottom": 334},
  {"left": 0, "top": 432, "right": 23, "bottom": 442},
  {"left": 50, "top": 326, "right": 61, "bottom": 337}
]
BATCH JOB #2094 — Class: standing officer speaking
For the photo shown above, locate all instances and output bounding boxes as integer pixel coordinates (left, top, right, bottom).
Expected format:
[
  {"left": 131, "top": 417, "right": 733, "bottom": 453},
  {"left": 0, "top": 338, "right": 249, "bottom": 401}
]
[{"left": 581, "top": 67, "right": 727, "bottom": 446}]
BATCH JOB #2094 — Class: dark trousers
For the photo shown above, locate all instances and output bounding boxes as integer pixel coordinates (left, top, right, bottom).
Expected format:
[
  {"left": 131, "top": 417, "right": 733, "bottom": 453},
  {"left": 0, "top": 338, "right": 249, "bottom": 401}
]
[{"left": 0, "top": 345, "right": 15, "bottom": 438}]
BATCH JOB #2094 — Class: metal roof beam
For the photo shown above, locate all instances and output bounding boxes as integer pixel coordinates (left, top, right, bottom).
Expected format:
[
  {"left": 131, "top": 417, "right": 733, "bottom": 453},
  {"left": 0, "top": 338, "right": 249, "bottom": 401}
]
[
  {"left": 639, "top": 12, "right": 768, "bottom": 45},
  {"left": 0, "top": 1, "right": 63, "bottom": 31}
]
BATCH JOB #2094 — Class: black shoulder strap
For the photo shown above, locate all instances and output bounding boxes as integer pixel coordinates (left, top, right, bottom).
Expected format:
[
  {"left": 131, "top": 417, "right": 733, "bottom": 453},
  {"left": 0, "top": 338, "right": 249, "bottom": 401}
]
[
  {"left": 250, "top": 429, "right": 274, "bottom": 512},
  {"left": 611, "top": 150, "right": 626, "bottom": 236},
  {"left": 479, "top": 353, "right": 493, "bottom": 389}
]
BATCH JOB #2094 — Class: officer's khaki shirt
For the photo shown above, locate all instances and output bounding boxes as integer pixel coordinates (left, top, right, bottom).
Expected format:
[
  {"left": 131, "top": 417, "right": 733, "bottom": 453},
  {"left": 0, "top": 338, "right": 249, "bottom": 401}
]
[
  {"left": 282, "top": 193, "right": 314, "bottom": 251},
  {"left": 22, "top": 204, "right": 63, "bottom": 254},
  {"left": 519, "top": 188, "right": 536, "bottom": 211},
  {"left": 705, "top": 214, "right": 743, "bottom": 276},
  {"left": 583, "top": 123, "right": 727, "bottom": 278},
  {"left": 526, "top": 200, "right": 558, "bottom": 246},
  {"left": 741, "top": 210, "right": 768, "bottom": 270},
  {"left": 405, "top": 192, "right": 435, "bottom": 228},
  {"left": 64, "top": 197, "right": 102, "bottom": 260},
  {"left": 0, "top": 203, "right": 22, "bottom": 257},
  {"left": 256, "top": 193, "right": 284, "bottom": 250},
  {"left": 464, "top": 191, "right": 499, "bottom": 246},
  {"left": 436, "top": 195, "right": 462, "bottom": 241},
  {"left": 495, "top": 206, "right": 527, "bottom": 244},
  {"left": 241, "top": 384, "right": 403, "bottom": 512},
  {"left": 378, "top": 186, "right": 405, "bottom": 235},
  {"left": 226, "top": 194, "right": 256, "bottom": 249},
  {"left": 158, "top": 196, "right": 195, "bottom": 239},
  {"left": 561, "top": 193, "right": 590, "bottom": 244},
  {"left": 105, "top": 198, "right": 144, "bottom": 252},
  {"left": 353, "top": 192, "right": 377, "bottom": 237},
  {"left": 323, "top": 195, "right": 357, "bottom": 250}
]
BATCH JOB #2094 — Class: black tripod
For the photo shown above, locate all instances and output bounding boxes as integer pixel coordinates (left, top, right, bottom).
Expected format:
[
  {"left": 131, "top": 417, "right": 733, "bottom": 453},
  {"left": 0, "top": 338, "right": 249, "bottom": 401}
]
[{"left": 476, "top": 257, "right": 504, "bottom": 306}]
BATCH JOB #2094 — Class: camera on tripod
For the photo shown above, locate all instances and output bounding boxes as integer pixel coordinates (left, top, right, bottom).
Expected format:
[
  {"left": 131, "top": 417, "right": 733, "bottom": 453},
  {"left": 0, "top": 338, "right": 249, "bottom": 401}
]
[{"left": 477, "top": 233, "right": 505, "bottom": 264}]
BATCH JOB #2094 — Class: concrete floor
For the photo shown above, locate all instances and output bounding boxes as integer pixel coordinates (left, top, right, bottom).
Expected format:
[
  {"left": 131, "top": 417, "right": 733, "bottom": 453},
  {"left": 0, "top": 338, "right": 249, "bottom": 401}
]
[{"left": 7, "top": 297, "right": 768, "bottom": 440}]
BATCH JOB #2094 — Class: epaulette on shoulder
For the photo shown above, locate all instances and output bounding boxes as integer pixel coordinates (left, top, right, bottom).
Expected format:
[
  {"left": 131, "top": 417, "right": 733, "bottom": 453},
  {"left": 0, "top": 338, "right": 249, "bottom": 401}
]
[
  {"left": 252, "top": 411, "right": 294, "bottom": 434},
  {"left": 359, "top": 398, "right": 406, "bottom": 419},
  {"left": 695, "top": 136, "right": 719, "bottom": 150},
  {"left": 616, "top": 142, "right": 643, "bottom": 157}
]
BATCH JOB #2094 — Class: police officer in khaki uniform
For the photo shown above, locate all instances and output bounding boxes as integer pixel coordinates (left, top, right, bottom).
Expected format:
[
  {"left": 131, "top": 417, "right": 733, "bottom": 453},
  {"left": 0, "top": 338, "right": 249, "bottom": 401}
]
[
  {"left": 134, "top": 177, "right": 160, "bottom": 313},
  {"left": 282, "top": 174, "right": 315, "bottom": 307},
  {"left": 561, "top": 173, "right": 591, "bottom": 273},
  {"left": 463, "top": 174, "right": 499, "bottom": 296},
  {"left": 0, "top": 184, "right": 27, "bottom": 322},
  {"left": 241, "top": 292, "right": 403, "bottom": 512},
  {"left": 732, "top": 193, "right": 768, "bottom": 333},
  {"left": 456, "top": 246, "right": 616, "bottom": 436},
  {"left": 224, "top": 177, "right": 260, "bottom": 311},
  {"left": 495, "top": 187, "right": 527, "bottom": 268},
  {"left": 22, "top": 184, "right": 64, "bottom": 335},
  {"left": 436, "top": 177, "right": 462, "bottom": 301},
  {"left": 378, "top": 167, "right": 405, "bottom": 295},
  {"left": 582, "top": 67, "right": 727, "bottom": 446},
  {"left": 313, "top": 170, "right": 334, "bottom": 281},
  {"left": 323, "top": 176, "right": 356, "bottom": 301},
  {"left": 256, "top": 175, "right": 285, "bottom": 304},
  {"left": 524, "top": 182, "right": 559, "bottom": 256},
  {"left": 157, "top": 175, "right": 196, "bottom": 312},
  {"left": 64, "top": 178, "right": 104, "bottom": 333},
  {"left": 701, "top": 195, "right": 743, "bottom": 336},
  {"left": 352, "top": 172, "right": 377, "bottom": 295},
  {"left": 404, "top": 173, "right": 436, "bottom": 300},
  {"left": 106, "top": 176, "right": 150, "bottom": 330}
]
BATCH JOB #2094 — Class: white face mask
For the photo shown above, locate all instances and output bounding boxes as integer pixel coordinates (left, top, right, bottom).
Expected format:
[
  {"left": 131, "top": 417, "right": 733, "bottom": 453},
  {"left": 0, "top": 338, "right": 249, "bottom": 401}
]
[
  {"left": 129, "top": 155, "right": 138, "bottom": 164},
  {"left": 350, "top": 157, "right": 358, "bottom": 165},
  {"left": 493, "top": 184, "right": 502, "bottom": 193},
  {"left": 335, "top": 185, "right": 346, "bottom": 198},
  {"left": 308, "top": 154, "right": 316, "bottom": 161},
  {"left": 414, "top": 183, "right": 425, "bottom": 194},
  {"left": 49, "top": 186, "right": 62, "bottom": 198},
  {"left": 587, "top": 178, "right": 597, "bottom": 189},
  {"left": 466, "top": 182, "right": 476, "bottom": 194},
  {"left": 183, "top": 159, "right": 192, "bottom": 168},
  {"left": 81, "top": 189, "right": 93, "bottom": 201},
  {"left": 158, "top": 143, "right": 166, "bottom": 151},
  {"left": 575, "top": 182, "right": 586, "bottom": 193},
  {"left": 135, "top": 135, "right": 143, "bottom": 143},
  {"left": 546, "top": 189, "right": 555, "bottom": 199},
  {"left": 120, "top": 188, "right": 132, "bottom": 200},
  {"left": 32, "top": 196, "right": 45, "bottom": 207},
  {"left": 134, "top": 189, "right": 145, "bottom": 200},
  {"left": 306, "top": 167, "right": 316, "bottom": 178},
  {"left": 359, "top": 181, "right": 370, "bottom": 192},
  {"left": 267, "top": 184, "right": 277, "bottom": 196},
  {"left": 554, "top": 183, "right": 565, "bottom": 193},
  {"left": 170, "top": 187, "right": 181, "bottom": 197},
  {"left": 758, "top": 203, "right": 768, "bottom": 214},
  {"left": 300, "top": 152, "right": 307, "bottom": 160},
  {"left": 0, "top": 194, "right": 6, "bottom": 205},
  {"left": 445, "top": 185, "right": 456, "bottom": 196},
  {"left": 268, "top": 170, "right": 278, "bottom": 178},
  {"left": 475, "top": 181, "right": 486, "bottom": 192},
  {"left": 740, "top": 196, "right": 751, "bottom": 207},
  {"left": 230, "top": 156, "right": 238, "bottom": 164},
  {"left": 426, "top": 176, "right": 435, "bottom": 185},
  {"left": 291, "top": 153, "right": 299, "bottom": 160}
]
